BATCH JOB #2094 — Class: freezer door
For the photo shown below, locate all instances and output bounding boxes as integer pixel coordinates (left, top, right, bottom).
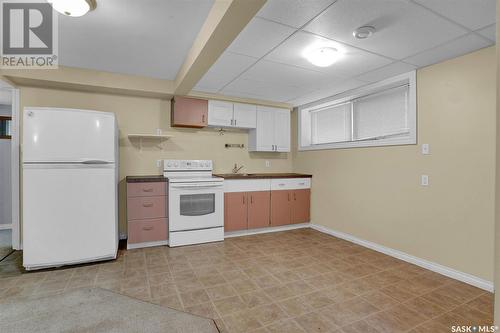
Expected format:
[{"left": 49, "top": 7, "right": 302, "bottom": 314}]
[
  {"left": 23, "top": 108, "right": 116, "bottom": 163},
  {"left": 23, "top": 164, "right": 117, "bottom": 269}
]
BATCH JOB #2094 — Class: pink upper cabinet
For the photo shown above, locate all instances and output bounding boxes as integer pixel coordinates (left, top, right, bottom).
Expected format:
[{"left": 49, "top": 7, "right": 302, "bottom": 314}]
[{"left": 171, "top": 96, "right": 208, "bottom": 128}]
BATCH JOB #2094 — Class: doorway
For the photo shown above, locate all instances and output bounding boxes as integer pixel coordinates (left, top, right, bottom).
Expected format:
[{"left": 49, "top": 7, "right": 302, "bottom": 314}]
[
  {"left": 0, "top": 89, "right": 13, "bottom": 259},
  {"left": 0, "top": 81, "right": 20, "bottom": 262}
]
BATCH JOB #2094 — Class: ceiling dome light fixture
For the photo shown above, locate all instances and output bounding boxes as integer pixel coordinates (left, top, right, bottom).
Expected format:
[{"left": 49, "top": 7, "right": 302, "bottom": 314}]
[
  {"left": 47, "top": 0, "right": 97, "bottom": 17},
  {"left": 353, "top": 26, "right": 376, "bottom": 39},
  {"left": 304, "top": 46, "right": 340, "bottom": 67}
]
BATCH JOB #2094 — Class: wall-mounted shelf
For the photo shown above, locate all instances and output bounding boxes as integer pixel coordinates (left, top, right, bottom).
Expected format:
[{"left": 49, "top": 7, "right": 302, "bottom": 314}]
[{"left": 128, "top": 133, "right": 173, "bottom": 151}]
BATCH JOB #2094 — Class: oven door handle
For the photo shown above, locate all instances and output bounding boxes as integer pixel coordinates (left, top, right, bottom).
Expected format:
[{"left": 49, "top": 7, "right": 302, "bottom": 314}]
[{"left": 170, "top": 183, "right": 223, "bottom": 189}]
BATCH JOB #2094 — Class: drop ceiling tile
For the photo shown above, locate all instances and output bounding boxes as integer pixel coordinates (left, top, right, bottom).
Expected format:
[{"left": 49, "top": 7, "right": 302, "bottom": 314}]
[
  {"left": 287, "top": 79, "right": 367, "bottom": 106},
  {"left": 59, "top": 0, "right": 214, "bottom": 80},
  {"left": 256, "top": 0, "right": 337, "bottom": 28},
  {"left": 221, "top": 78, "right": 313, "bottom": 102},
  {"left": 356, "top": 62, "right": 416, "bottom": 83},
  {"left": 303, "top": 0, "right": 468, "bottom": 60},
  {"left": 404, "top": 34, "right": 492, "bottom": 67},
  {"left": 412, "top": 0, "right": 495, "bottom": 30},
  {"left": 191, "top": 84, "right": 219, "bottom": 94},
  {"left": 240, "top": 59, "right": 344, "bottom": 91},
  {"left": 195, "top": 52, "right": 257, "bottom": 92},
  {"left": 476, "top": 24, "right": 496, "bottom": 42},
  {"left": 227, "top": 17, "right": 295, "bottom": 58},
  {"left": 265, "top": 31, "right": 392, "bottom": 77}
]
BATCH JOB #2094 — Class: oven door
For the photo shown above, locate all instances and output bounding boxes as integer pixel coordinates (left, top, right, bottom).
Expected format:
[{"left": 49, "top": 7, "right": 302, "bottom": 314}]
[{"left": 169, "top": 182, "right": 224, "bottom": 231}]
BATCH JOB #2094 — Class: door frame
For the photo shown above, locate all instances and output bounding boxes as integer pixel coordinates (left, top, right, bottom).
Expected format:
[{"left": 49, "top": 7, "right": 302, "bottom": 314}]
[{"left": 0, "top": 80, "right": 20, "bottom": 250}]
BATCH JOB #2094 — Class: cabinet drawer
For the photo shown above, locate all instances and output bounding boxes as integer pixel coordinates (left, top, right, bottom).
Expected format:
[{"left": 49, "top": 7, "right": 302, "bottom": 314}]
[
  {"left": 127, "top": 182, "right": 166, "bottom": 197},
  {"left": 128, "top": 218, "right": 168, "bottom": 244},
  {"left": 127, "top": 196, "right": 167, "bottom": 220},
  {"left": 271, "top": 178, "right": 311, "bottom": 190},
  {"left": 224, "top": 179, "right": 270, "bottom": 192}
]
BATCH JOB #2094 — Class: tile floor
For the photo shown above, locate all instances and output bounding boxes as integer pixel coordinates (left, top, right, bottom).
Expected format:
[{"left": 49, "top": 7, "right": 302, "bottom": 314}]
[
  {"left": 0, "top": 229, "right": 13, "bottom": 261},
  {"left": 0, "top": 228, "right": 493, "bottom": 333}
]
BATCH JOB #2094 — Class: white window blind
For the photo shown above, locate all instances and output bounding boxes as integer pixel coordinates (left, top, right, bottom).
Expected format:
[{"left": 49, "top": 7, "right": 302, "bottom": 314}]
[
  {"left": 353, "top": 85, "right": 409, "bottom": 141},
  {"left": 298, "top": 71, "right": 416, "bottom": 150},
  {"left": 311, "top": 102, "right": 351, "bottom": 144}
]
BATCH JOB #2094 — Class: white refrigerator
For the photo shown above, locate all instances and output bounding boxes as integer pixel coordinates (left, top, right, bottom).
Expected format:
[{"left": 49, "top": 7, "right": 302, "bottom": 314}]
[{"left": 22, "top": 107, "right": 118, "bottom": 270}]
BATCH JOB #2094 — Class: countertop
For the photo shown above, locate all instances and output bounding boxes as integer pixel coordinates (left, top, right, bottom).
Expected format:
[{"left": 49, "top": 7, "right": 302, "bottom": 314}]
[
  {"left": 126, "top": 175, "right": 167, "bottom": 183},
  {"left": 213, "top": 173, "right": 312, "bottom": 179}
]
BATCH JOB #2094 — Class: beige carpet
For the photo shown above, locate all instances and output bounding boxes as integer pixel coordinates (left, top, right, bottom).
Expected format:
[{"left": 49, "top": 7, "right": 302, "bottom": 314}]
[{"left": 0, "top": 288, "right": 219, "bottom": 333}]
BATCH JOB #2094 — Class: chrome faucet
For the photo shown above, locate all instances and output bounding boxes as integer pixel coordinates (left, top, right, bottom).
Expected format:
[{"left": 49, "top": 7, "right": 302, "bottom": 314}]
[{"left": 232, "top": 163, "right": 244, "bottom": 174}]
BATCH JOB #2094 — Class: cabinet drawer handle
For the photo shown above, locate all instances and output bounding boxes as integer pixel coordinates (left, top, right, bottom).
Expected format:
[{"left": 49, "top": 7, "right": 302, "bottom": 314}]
[
  {"left": 142, "top": 188, "right": 154, "bottom": 192},
  {"left": 243, "top": 195, "right": 245, "bottom": 204},
  {"left": 142, "top": 203, "right": 154, "bottom": 207},
  {"left": 278, "top": 183, "right": 285, "bottom": 186},
  {"left": 288, "top": 193, "right": 290, "bottom": 201},
  {"left": 142, "top": 226, "right": 154, "bottom": 231},
  {"left": 250, "top": 195, "right": 253, "bottom": 204},
  {"left": 202, "top": 114, "right": 206, "bottom": 123},
  {"left": 298, "top": 182, "right": 305, "bottom": 186},
  {"left": 294, "top": 193, "right": 296, "bottom": 201}
]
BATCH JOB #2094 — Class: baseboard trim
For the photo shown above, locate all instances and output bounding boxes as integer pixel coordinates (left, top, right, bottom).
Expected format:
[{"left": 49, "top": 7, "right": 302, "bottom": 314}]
[
  {"left": 0, "top": 224, "right": 12, "bottom": 230},
  {"left": 225, "top": 223, "right": 310, "bottom": 238},
  {"left": 126, "top": 240, "right": 168, "bottom": 250},
  {"left": 310, "top": 224, "right": 494, "bottom": 292}
]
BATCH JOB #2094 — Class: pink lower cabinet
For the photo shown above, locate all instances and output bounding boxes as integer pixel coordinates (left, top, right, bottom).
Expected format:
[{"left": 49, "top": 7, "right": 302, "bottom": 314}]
[
  {"left": 271, "top": 189, "right": 311, "bottom": 226},
  {"left": 248, "top": 191, "right": 270, "bottom": 229},
  {"left": 291, "top": 189, "right": 310, "bottom": 224},
  {"left": 270, "top": 190, "right": 292, "bottom": 226},
  {"left": 224, "top": 192, "right": 248, "bottom": 231},
  {"left": 128, "top": 218, "right": 168, "bottom": 244},
  {"left": 126, "top": 178, "right": 168, "bottom": 249},
  {"left": 224, "top": 191, "right": 271, "bottom": 231}
]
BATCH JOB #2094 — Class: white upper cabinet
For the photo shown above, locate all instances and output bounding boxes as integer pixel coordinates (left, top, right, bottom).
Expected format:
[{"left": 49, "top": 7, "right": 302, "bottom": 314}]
[
  {"left": 273, "top": 108, "right": 291, "bottom": 152},
  {"left": 208, "top": 100, "right": 256, "bottom": 129},
  {"left": 249, "top": 106, "right": 290, "bottom": 152},
  {"left": 233, "top": 103, "right": 257, "bottom": 128},
  {"left": 208, "top": 100, "right": 233, "bottom": 127}
]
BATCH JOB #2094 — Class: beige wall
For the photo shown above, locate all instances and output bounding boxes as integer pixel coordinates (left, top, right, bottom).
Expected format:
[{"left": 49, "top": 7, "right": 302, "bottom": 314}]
[
  {"left": 293, "top": 46, "right": 496, "bottom": 282},
  {"left": 16, "top": 47, "right": 496, "bottom": 284},
  {"left": 494, "top": 0, "right": 500, "bottom": 322},
  {"left": 19, "top": 87, "right": 292, "bottom": 234}
]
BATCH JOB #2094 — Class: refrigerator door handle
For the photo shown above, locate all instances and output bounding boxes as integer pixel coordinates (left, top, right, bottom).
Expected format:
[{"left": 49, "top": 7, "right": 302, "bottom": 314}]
[{"left": 82, "top": 160, "right": 111, "bottom": 164}]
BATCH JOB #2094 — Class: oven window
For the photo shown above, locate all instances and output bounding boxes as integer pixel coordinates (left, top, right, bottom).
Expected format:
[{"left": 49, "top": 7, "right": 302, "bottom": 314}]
[{"left": 180, "top": 193, "right": 215, "bottom": 216}]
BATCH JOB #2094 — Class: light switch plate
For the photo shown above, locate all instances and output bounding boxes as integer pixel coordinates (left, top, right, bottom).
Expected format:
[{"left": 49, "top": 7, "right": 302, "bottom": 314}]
[
  {"left": 265, "top": 160, "right": 270, "bottom": 168},
  {"left": 156, "top": 159, "right": 162, "bottom": 168},
  {"left": 422, "top": 144, "right": 430, "bottom": 155},
  {"left": 421, "top": 175, "right": 429, "bottom": 186}
]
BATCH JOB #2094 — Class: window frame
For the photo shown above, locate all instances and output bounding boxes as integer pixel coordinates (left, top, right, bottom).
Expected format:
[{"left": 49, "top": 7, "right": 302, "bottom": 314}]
[{"left": 298, "top": 71, "right": 416, "bottom": 151}]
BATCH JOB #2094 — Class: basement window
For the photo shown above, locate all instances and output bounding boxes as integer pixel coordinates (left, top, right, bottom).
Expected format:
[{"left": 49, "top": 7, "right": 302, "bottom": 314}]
[{"left": 298, "top": 71, "right": 416, "bottom": 150}]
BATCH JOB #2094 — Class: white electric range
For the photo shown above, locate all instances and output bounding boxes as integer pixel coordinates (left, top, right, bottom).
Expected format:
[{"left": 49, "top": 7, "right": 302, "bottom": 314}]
[{"left": 164, "top": 159, "right": 224, "bottom": 247}]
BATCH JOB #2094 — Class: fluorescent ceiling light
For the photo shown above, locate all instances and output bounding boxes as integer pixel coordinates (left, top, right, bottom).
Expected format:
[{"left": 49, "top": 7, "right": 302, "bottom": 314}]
[
  {"left": 303, "top": 46, "right": 341, "bottom": 67},
  {"left": 47, "top": 0, "right": 97, "bottom": 17}
]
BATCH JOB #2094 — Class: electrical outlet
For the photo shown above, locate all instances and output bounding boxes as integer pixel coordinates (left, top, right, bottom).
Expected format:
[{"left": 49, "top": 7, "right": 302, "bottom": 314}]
[
  {"left": 265, "top": 160, "right": 270, "bottom": 168},
  {"left": 422, "top": 143, "right": 430, "bottom": 155},
  {"left": 421, "top": 175, "right": 429, "bottom": 186},
  {"left": 156, "top": 159, "right": 162, "bottom": 168}
]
